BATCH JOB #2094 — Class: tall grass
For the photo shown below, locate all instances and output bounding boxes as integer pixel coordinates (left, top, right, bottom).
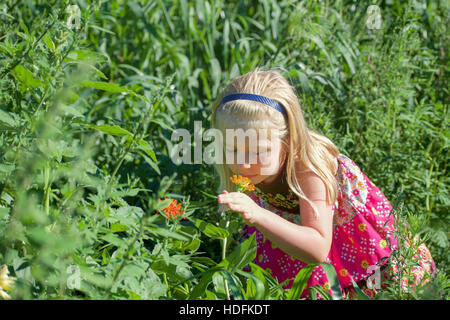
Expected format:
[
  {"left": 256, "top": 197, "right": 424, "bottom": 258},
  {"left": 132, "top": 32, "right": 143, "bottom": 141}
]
[{"left": 0, "top": 0, "right": 448, "bottom": 299}]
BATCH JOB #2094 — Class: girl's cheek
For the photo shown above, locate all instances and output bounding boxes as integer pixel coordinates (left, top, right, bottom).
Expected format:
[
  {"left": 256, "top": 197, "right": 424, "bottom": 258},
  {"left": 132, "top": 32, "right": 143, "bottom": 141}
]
[
  {"left": 259, "top": 160, "right": 282, "bottom": 176},
  {"left": 258, "top": 155, "right": 277, "bottom": 168}
]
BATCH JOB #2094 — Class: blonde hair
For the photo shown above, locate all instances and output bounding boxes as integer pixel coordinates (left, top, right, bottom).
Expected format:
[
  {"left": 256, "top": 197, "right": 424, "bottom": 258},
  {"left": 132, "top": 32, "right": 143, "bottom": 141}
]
[{"left": 211, "top": 68, "right": 340, "bottom": 218}]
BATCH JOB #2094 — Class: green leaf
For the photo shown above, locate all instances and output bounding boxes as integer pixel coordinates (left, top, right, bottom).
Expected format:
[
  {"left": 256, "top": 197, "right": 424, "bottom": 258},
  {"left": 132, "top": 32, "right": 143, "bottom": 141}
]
[
  {"left": 86, "top": 124, "right": 133, "bottom": 137},
  {"left": 350, "top": 278, "right": 370, "bottom": 300},
  {"left": 189, "top": 267, "right": 223, "bottom": 299},
  {"left": 0, "top": 163, "right": 15, "bottom": 173},
  {"left": 173, "top": 238, "right": 200, "bottom": 253},
  {"left": 101, "top": 233, "right": 127, "bottom": 248},
  {"left": 11, "top": 65, "right": 43, "bottom": 88},
  {"left": 319, "top": 262, "right": 343, "bottom": 300},
  {"left": 190, "top": 256, "right": 217, "bottom": 272},
  {"left": 81, "top": 80, "right": 131, "bottom": 94},
  {"left": 220, "top": 232, "right": 257, "bottom": 270},
  {"left": 336, "top": 40, "right": 356, "bottom": 75},
  {"left": 229, "top": 265, "right": 265, "bottom": 300},
  {"left": 248, "top": 262, "right": 280, "bottom": 298},
  {"left": 146, "top": 227, "right": 190, "bottom": 241},
  {"left": 308, "top": 284, "right": 332, "bottom": 300},
  {"left": 66, "top": 49, "right": 106, "bottom": 64},
  {"left": 285, "top": 263, "right": 317, "bottom": 300},
  {"left": 136, "top": 140, "right": 157, "bottom": 162},
  {"left": 43, "top": 33, "right": 55, "bottom": 51},
  {"left": 0, "top": 207, "right": 10, "bottom": 219},
  {"left": 194, "top": 218, "right": 229, "bottom": 240},
  {"left": 219, "top": 269, "right": 245, "bottom": 300},
  {"left": 110, "top": 223, "right": 129, "bottom": 233},
  {"left": 0, "top": 109, "right": 18, "bottom": 128},
  {"left": 150, "top": 119, "right": 175, "bottom": 131},
  {"left": 199, "top": 190, "right": 217, "bottom": 199},
  {"left": 209, "top": 58, "right": 221, "bottom": 96},
  {"left": 79, "top": 265, "right": 113, "bottom": 289},
  {"left": 139, "top": 152, "right": 160, "bottom": 175}
]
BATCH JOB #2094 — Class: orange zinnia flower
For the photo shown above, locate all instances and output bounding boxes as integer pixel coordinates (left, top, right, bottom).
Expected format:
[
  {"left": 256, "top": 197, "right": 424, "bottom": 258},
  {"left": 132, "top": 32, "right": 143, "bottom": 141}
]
[
  {"left": 230, "top": 175, "right": 255, "bottom": 192},
  {"left": 157, "top": 198, "right": 185, "bottom": 220}
]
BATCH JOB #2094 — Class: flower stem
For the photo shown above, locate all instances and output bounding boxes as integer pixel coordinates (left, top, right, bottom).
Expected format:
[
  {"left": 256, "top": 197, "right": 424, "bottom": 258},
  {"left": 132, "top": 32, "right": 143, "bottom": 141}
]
[{"left": 221, "top": 211, "right": 231, "bottom": 300}]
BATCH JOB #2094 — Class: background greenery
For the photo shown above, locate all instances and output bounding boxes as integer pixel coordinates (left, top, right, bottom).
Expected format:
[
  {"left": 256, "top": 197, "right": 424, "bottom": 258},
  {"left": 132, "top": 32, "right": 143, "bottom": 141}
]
[{"left": 0, "top": 0, "right": 448, "bottom": 299}]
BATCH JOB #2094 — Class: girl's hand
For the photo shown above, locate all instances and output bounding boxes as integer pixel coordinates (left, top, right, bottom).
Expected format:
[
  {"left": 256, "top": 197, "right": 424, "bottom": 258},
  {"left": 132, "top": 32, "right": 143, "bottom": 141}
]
[{"left": 217, "top": 190, "right": 262, "bottom": 226}]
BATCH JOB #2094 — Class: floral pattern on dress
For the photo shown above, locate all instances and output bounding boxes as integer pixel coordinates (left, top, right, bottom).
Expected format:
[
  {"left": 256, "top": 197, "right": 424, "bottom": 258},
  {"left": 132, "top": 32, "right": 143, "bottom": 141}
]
[
  {"left": 334, "top": 155, "right": 369, "bottom": 226},
  {"left": 241, "top": 153, "right": 437, "bottom": 299},
  {"left": 253, "top": 187, "right": 299, "bottom": 210},
  {"left": 343, "top": 237, "right": 437, "bottom": 299}
]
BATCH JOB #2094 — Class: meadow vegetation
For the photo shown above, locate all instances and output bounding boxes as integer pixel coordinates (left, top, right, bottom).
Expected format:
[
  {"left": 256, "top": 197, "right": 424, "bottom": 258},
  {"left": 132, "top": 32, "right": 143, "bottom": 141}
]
[{"left": 0, "top": 0, "right": 448, "bottom": 299}]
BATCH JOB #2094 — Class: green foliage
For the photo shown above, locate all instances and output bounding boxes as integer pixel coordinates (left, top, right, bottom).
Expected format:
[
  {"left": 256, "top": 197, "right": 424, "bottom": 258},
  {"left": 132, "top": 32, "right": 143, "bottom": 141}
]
[{"left": 0, "top": 0, "right": 447, "bottom": 300}]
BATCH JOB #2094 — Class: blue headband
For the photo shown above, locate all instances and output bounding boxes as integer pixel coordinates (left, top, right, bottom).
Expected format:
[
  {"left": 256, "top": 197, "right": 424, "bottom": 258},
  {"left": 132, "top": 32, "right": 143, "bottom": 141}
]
[{"left": 221, "top": 93, "right": 287, "bottom": 117}]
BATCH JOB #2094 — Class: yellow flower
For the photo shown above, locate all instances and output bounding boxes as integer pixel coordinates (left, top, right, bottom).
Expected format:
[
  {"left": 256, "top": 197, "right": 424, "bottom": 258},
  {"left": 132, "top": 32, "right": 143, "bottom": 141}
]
[
  {"left": 361, "top": 260, "right": 370, "bottom": 269},
  {"left": 230, "top": 175, "right": 255, "bottom": 192},
  {"left": 323, "top": 282, "right": 331, "bottom": 291},
  {"left": 339, "top": 268, "right": 348, "bottom": 277},
  {"left": 358, "top": 223, "right": 367, "bottom": 232},
  {"left": 379, "top": 239, "right": 387, "bottom": 249},
  {"left": 0, "top": 265, "right": 16, "bottom": 300}
]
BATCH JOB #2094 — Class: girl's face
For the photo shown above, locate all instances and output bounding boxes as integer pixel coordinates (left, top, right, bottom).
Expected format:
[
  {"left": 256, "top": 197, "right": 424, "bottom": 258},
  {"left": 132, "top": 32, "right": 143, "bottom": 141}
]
[{"left": 223, "top": 126, "right": 288, "bottom": 185}]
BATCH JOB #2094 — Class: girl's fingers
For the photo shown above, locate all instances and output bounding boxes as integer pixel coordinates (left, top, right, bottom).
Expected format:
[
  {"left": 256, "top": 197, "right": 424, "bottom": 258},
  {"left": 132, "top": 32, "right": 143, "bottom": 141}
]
[
  {"left": 227, "top": 203, "right": 241, "bottom": 212},
  {"left": 218, "top": 195, "right": 235, "bottom": 206},
  {"left": 220, "top": 191, "right": 248, "bottom": 200},
  {"left": 218, "top": 194, "right": 230, "bottom": 204},
  {"left": 218, "top": 192, "right": 233, "bottom": 202},
  {"left": 217, "top": 190, "right": 228, "bottom": 202},
  {"left": 218, "top": 196, "right": 232, "bottom": 204}
]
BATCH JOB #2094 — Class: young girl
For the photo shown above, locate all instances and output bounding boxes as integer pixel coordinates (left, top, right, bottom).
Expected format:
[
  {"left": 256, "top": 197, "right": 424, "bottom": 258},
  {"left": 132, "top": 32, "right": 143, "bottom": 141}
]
[{"left": 213, "top": 68, "right": 437, "bottom": 299}]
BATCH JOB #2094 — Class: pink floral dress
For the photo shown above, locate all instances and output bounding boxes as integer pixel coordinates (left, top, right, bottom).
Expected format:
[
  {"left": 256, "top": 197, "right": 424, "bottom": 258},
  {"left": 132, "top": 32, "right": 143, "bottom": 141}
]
[{"left": 242, "top": 154, "right": 437, "bottom": 299}]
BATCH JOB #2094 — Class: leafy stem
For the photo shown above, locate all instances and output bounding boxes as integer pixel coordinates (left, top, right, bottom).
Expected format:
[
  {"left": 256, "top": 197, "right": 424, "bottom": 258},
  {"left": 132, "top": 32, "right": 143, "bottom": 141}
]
[
  {"left": 0, "top": 4, "right": 67, "bottom": 80},
  {"left": 104, "top": 218, "right": 145, "bottom": 299}
]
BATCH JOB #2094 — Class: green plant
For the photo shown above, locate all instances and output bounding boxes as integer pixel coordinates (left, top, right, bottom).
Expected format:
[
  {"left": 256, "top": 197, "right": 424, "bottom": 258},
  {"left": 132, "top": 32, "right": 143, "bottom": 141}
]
[{"left": 0, "top": 0, "right": 447, "bottom": 300}]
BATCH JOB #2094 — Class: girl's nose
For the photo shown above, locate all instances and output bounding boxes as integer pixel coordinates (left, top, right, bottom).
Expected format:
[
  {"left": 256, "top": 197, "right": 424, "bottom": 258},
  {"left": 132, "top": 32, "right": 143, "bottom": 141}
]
[{"left": 239, "top": 162, "right": 252, "bottom": 169}]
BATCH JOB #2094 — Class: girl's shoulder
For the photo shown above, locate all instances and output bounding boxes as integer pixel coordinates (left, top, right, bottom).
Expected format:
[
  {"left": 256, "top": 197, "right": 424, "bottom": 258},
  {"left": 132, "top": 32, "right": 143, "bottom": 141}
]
[
  {"left": 334, "top": 153, "right": 370, "bottom": 212},
  {"left": 293, "top": 157, "right": 336, "bottom": 202},
  {"left": 335, "top": 154, "right": 368, "bottom": 184},
  {"left": 336, "top": 153, "right": 358, "bottom": 169}
]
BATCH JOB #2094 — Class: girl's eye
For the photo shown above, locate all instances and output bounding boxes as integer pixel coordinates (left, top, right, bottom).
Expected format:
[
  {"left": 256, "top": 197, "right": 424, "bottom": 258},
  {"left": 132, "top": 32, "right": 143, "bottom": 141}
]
[{"left": 250, "top": 152, "right": 266, "bottom": 158}]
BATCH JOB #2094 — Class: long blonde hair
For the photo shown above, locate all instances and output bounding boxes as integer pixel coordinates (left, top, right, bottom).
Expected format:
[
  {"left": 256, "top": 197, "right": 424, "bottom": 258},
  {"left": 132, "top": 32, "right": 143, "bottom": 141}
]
[{"left": 211, "top": 68, "right": 340, "bottom": 218}]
